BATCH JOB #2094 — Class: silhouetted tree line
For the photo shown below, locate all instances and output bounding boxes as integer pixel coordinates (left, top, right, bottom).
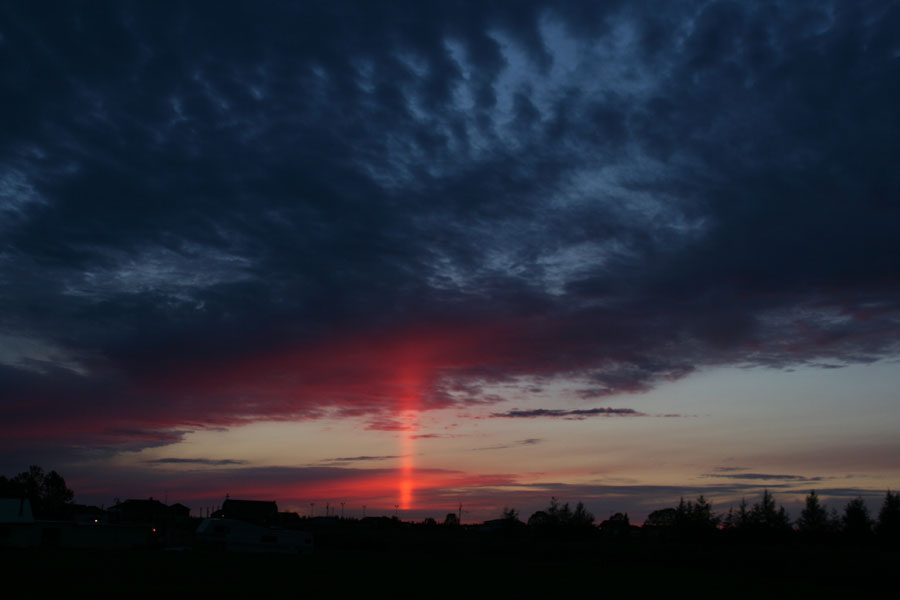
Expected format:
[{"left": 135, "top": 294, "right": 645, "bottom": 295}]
[
  {"left": 642, "top": 489, "right": 900, "bottom": 546},
  {"left": 525, "top": 497, "right": 595, "bottom": 539},
  {"left": 4, "top": 466, "right": 900, "bottom": 550},
  {"left": 0, "top": 465, "right": 74, "bottom": 519}
]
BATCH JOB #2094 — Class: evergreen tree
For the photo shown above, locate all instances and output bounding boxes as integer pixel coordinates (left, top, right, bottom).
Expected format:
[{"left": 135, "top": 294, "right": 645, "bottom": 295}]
[
  {"left": 528, "top": 497, "right": 595, "bottom": 537},
  {"left": 674, "top": 495, "right": 720, "bottom": 539},
  {"left": 751, "top": 490, "right": 790, "bottom": 529},
  {"left": 842, "top": 497, "right": 873, "bottom": 540},
  {"left": 739, "top": 490, "right": 792, "bottom": 541},
  {"left": 723, "top": 497, "right": 750, "bottom": 531},
  {"left": 876, "top": 490, "right": 900, "bottom": 541},
  {"left": 796, "top": 491, "right": 836, "bottom": 538}
]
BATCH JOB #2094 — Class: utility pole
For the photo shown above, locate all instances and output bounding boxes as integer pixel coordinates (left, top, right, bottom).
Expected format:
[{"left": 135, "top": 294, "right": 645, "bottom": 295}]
[{"left": 340, "top": 502, "right": 345, "bottom": 519}]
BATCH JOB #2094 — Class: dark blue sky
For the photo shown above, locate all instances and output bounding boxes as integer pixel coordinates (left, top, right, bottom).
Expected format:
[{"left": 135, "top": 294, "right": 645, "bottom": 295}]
[{"left": 1, "top": 1, "right": 899, "bottom": 518}]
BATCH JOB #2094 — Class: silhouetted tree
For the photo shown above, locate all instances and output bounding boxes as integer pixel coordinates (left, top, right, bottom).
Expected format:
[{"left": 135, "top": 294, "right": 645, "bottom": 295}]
[
  {"left": 570, "top": 502, "right": 595, "bottom": 528},
  {"left": 494, "top": 506, "right": 524, "bottom": 536},
  {"left": 5, "top": 466, "right": 74, "bottom": 518},
  {"left": 443, "top": 512, "right": 459, "bottom": 526},
  {"left": 673, "top": 495, "right": 719, "bottom": 540},
  {"left": 723, "top": 498, "right": 751, "bottom": 532},
  {"left": 644, "top": 507, "right": 677, "bottom": 528},
  {"left": 527, "top": 510, "right": 551, "bottom": 528},
  {"left": 546, "top": 496, "right": 571, "bottom": 524},
  {"left": 724, "top": 491, "right": 790, "bottom": 541},
  {"left": 842, "top": 497, "right": 873, "bottom": 541},
  {"left": 527, "top": 498, "right": 594, "bottom": 538},
  {"left": 599, "top": 512, "right": 630, "bottom": 538},
  {"left": 796, "top": 491, "right": 837, "bottom": 540},
  {"left": 876, "top": 490, "right": 900, "bottom": 542},
  {"left": 750, "top": 490, "right": 791, "bottom": 536},
  {"left": 643, "top": 507, "right": 677, "bottom": 541},
  {"left": 501, "top": 506, "right": 520, "bottom": 522}
]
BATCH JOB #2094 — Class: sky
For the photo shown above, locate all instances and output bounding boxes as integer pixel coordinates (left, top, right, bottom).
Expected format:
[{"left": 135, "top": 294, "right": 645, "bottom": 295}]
[{"left": 1, "top": 0, "right": 899, "bottom": 523}]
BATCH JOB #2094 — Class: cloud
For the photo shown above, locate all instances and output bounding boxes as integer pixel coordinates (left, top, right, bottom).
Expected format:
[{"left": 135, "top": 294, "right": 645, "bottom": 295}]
[
  {"left": 491, "top": 408, "right": 648, "bottom": 419},
  {"left": 324, "top": 455, "right": 404, "bottom": 463},
  {"left": 1, "top": 0, "right": 900, "bottom": 458},
  {"left": 702, "top": 472, "right": 825, "bottom": 482},
  {"left": 364, "top": 417, "right": 418, "bottom": 432},
  {"left": 145, "top": 458, "right": 247, "bottom": 467},
  {"left": 474, "top": 438, "right": 544, "bottom": 451}
]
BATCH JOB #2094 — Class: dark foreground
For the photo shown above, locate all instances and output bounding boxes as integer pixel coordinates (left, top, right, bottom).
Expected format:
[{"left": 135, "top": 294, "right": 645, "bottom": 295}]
[{"left": 3, "top": 542, "right": 894, "bottom": 597}]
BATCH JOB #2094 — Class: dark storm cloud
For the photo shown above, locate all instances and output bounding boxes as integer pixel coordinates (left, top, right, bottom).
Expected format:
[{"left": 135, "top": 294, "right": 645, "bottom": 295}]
[
  {"left": 492, "top": 408, "right": 647, "bottom": 419},
  {"left": 146, "top": 457, "right": 247, "bottom": 466},
  {"left": 2, "top": 1, "right": 900, "bottom": 455},
  {"left": 702, "top": 472, "right": 825, "bottom": 482},
  {"left": 324, "top": 455, "right": 404, "bottom": 463},
  {"left": 712, "top": 466, "right": 751, "bottom": 473},
  {"left": 474, "top": 438, "right": 543, "bottom": 451}
]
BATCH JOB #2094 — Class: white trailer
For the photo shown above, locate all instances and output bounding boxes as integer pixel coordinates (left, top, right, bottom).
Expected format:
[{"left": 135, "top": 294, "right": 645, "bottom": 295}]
[{"left": 195, "top": 518, "right": 312, "bottom": 555}]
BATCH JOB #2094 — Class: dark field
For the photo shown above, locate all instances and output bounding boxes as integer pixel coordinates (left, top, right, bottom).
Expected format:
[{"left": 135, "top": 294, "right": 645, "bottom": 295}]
[{"left": 3, "top": 543, "right": 894, "bottom": 597}]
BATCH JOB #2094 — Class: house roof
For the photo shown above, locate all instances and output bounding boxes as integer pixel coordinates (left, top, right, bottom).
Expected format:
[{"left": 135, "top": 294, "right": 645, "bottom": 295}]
[{"left": 109, "top": 498, "right": 169, "bottom": 512}]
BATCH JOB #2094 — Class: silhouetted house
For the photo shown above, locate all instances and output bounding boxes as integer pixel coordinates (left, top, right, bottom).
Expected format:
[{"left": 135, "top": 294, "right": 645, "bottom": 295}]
[
  {"left": 108, "top": 498, "right": 191, "bottom": 525},
  {"left": 169, "top": 503, "right": 191, "bottom": 519},
  {"left": 477, "top": 518, "right": 524, "bottom": 533},
  {"left": 63, "top": 503, "right": 107, "bottom": 525},
  {"left": 1, "top": 498, "right": 150, "bottom": 549},
  {"left": 108, "top": 498, "right": 170, "bottom": 526},
  {"left": 106, "top": 498, "right": 197, "bottom": 547},
  {"left": 213, "top": 499, "right": 279, "bottom": 526},
  {"left": 276, "top": 511, "right": 302, "bottom": 529}
]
